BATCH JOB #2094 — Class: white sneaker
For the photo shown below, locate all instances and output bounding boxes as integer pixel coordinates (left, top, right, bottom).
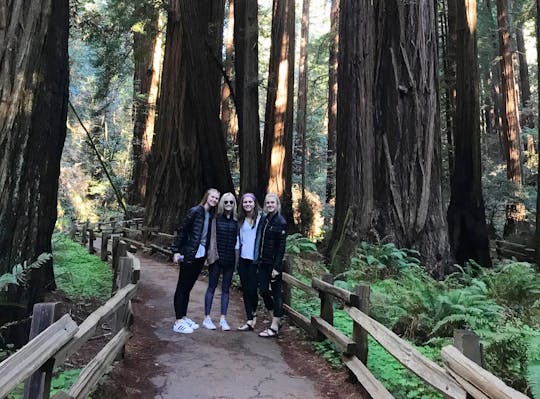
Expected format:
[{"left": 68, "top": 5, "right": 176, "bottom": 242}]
[
  {"left": 173, "top": 320, "right": 194, "bottom": 334},
  {"left": 184, "top": 317, "right": 200, "bottom": 330},
  {"left": 220, "top": 318, "right": 231, "bottom": 331},
  {"left": 203, "top": 317, "right": 217, "bottom": 330}
]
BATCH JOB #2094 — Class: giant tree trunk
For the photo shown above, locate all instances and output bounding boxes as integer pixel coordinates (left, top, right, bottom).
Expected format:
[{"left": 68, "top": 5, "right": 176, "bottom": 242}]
[
  {"left": 234, "top": 0, "right": 262, "bottom": 198},
  {"left": 0, "top": 1, "right": 69, "bottom": 300},
  {"left": 535, "top": 0, "right": 540, "bottom": 269},
  {"left": 262, "top": 0, "right": 295, "bottom": 225},
  {"left": 497, "top": 0, "right": 522, "bottom": 185},
  {"left": 447, "top": 0, "right": 491, "bottom": 267},
  {"left": 325, "top": 0, "right": 339, "bottom": 204},
  {"left": 221, "top": 0, "right": 237, "bottom": 144},
  {"left": 516, "top": 26, "right": 532, "bottom": 128},
  {"left": 129, "top": 10, "right": 163, "bottom": 206},
  {"left": 330, "top": 0, "right": 451, "bottom": 276},
  {"left": 297, "top": 0, "right": 310, "bottom": 200},
  {"left": 145, "top": 1, "right": 233, "bottom": 233}
]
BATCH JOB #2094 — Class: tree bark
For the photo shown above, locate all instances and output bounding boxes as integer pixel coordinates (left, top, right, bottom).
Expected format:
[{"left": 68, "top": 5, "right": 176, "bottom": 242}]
[
  {"left": 535, "top": 0, "right": 540, "bottom": 269},
  {"left": 262, "top": 0, "right": 295, "bottom": 225},
  {"left": 297, "top": 0, "right": 310, "bottom": 200},
  {"left": 325, "top": 0, "right": 339, "bottom": 204},
  {"left": 447, "top": 0, "right": 491, "bottom": 267},
  {"left": 497, "top": 0, "right": 522, "bottom": 185},
  {"left": 0, "top": 0, "right": 69, "bottom": 301},
  {"left": 234, "top": 0, "right": 263, "bottom": 198},
  {"left": 515, "top": 26, "right": 532, "bottom": 128},
  {"left": 221, "top": 0, "right": 237, "bottom": 145},
  {"left": 443, "top": 0, "right": 457, "bottom": 185},
  {"left": 145, "top": 1, "right": 233, "bottom": 233},
  {"left": 330, "top": 0, "right": 451, "bottom": 276},
  {"left": 129, "top": 10, "right": 163, "bottom": 206}
]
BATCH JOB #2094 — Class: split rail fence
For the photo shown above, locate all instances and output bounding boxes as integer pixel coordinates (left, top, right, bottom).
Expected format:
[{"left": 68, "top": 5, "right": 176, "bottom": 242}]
[
  {"left": 43, "top": 218, "right": 534, "bottom": 399},
  {"left": 0, "top": 237, "right": 139, "bottom": 399}
]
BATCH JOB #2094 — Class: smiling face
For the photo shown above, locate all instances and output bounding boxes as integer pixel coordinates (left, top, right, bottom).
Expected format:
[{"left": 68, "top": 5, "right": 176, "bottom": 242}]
[
  {"left": 219, "top": 193, "right": 236, "bottom": 215},
  {"left": 205, "top": 189, "right": 220, "bottom": 209},
  {"left": 264, "top": 195, "right": 277, "bottom": 214},
  {"left": 242, "top": 197, "right": 255, "bottom": 214}
]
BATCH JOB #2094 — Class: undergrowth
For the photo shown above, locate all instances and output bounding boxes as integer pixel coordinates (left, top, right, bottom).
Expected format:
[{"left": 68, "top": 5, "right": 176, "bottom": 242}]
[{"left": 52, "top": 233, "right": 112, "bottom": 300}]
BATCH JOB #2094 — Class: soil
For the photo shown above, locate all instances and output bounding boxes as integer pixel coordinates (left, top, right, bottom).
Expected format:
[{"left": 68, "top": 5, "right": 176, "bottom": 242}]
[{"left": 55, "top": 251, "right": 366, "bottom": 399}]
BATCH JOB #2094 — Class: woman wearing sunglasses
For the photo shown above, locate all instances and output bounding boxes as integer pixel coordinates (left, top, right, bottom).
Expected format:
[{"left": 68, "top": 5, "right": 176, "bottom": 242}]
[
  {"left": 236, "top": 193, "right": 263, "bottom": 331},
  {"left": 202, "top": 192, "right": 239, "bottom": 331}
]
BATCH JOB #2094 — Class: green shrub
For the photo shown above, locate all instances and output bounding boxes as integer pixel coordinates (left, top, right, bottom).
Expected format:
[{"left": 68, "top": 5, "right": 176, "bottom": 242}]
[
  {"left": 286, "top": 233, "right": 317, "bottom": 255},
  {"left": 53, "top": 234, "right": 112, "bottom": 300}
]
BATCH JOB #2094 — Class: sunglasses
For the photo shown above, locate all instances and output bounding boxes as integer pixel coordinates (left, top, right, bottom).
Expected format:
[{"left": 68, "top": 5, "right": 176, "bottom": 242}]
[{"left": 224, "top": 200, "right": 235, "bottom": 204}]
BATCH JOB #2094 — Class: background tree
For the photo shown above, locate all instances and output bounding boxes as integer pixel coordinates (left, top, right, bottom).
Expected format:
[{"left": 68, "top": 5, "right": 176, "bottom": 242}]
[
  {"left": 325, "top": 0, "right": 339, "bottom": 205},
  {"left": 0, "top": 1, "right": 69, "bottom": 301},
  {"left": 145, "top": 0, "right": 233, "bottom": 232},
  {"left": 235, "top": 0, "right": 263, "bottom": 198},
  {"left": 330, "top": 0, "right": 451, "bottom": 276},
  {"left": 447, "top": 0, "right": 492, "bottom": 267},
  {"left": 262, "top": 0, "right": 296, "bottom": 225}
]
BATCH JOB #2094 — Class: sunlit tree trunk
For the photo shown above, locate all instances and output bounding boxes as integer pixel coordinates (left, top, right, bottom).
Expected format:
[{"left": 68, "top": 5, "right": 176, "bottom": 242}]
[
  {"left": 262, "top": 0, "right": 295, "bottom": 225},
  {"left": 235, "top": 0, "right": 262, "bottom": 198},
  {"left": 297, "top": 0, "right": 309, "bottom": 200},
  {"left": 497, "top": 0, "right": 522, "bottom": 185},
  {"left": 0, "top": 0, "right": 69, "bottom": 301},
  {"left": 129, "top": 10, "right": 163, "bottom": 206},
  {"left": 221, "top": 0, "right": 238, "bottom": 173},
  {"left": 516, "top": 26, "right": 532, "bottom": 128},
  {"left": 145, "top": 1, "right": 233, "bottom": 232},
  {"left": 326, "top": 0, "right": 339, "bottom": 204},
  {"left": 447, "top": 0, "right": 491, "bottom": 267}
]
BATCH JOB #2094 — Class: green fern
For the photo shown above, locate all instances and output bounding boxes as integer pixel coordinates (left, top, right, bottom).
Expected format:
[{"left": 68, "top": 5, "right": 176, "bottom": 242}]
[
  {"left": 285, "top": 233, "right": 317, "bottom": 254},
  {"left": 0, "top": 253, "right": 52, "bottom": 290}
]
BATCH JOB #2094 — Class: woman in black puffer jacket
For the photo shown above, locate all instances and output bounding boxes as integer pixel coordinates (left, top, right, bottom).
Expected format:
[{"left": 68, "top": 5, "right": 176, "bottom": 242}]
[
  {"left": 171, "top": 188, "right": 220, "bottom": 334},
  {"left": 202, "top": 192, "right": 238, "bottom": 331},
  {"left": 256, "top": 192, "right": 287, "bottom": 338}
]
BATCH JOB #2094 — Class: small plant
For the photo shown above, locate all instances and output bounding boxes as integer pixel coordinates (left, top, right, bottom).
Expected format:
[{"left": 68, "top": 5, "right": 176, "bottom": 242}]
[
  {"left": 285, "top": 233, "right": 317, "bottom": 255},
  {"left": 0, "top": 253, "right": 52, "bottom": 290}
]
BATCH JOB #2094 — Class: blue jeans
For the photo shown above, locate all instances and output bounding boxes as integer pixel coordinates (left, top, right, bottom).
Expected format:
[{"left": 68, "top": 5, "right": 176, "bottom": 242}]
[{"left": 204, "top": 261, "right": 234, "bottom": 316}]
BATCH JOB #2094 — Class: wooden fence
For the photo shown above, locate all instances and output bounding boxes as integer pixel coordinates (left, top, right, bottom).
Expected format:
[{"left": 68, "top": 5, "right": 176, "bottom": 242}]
[
  {"left": 66, "top": 219, "right": 531, "bottom": 399},
  {"left": 281, "top": 263, "right": 531, "bottom": 399},
  {"left": 0, "top": 239, "right": 139, "bottom": 399}
]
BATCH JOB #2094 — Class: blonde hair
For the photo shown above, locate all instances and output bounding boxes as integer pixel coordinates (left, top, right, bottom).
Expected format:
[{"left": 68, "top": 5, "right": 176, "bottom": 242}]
[
  {"left": 263, "top": 192, "right": 281, "bottom": 213},
  {"left": 217, "top": 192, "right": 237, "bottom": 220},
  {"left": 199, "top": 188, "right": 220, "bottom": 206}
]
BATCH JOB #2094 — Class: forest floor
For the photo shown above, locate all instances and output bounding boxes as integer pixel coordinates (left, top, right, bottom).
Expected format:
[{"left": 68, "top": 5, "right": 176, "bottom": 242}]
[{"left": 82, "top": 251, "right": 367, "bottom": 399}]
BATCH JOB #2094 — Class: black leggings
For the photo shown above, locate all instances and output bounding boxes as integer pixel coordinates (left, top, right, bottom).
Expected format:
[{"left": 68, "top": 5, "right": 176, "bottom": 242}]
[
  {"left": 174, "top": 258, "right": 204, "bottom": 319},
  {"left": 237, "top": 257, "right": 259, "bottom": 320},
  {"left": 258, "top": 262, "right": 283, "bottom": 318}
]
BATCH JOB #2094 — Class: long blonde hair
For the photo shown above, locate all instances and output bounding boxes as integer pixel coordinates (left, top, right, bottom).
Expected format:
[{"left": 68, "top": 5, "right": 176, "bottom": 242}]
[
  {"left": 263, "top": 192, "right": 281, "bottom": 213},
  {"left": 217, "top": 192, "right": 237, "bottom": 220}
]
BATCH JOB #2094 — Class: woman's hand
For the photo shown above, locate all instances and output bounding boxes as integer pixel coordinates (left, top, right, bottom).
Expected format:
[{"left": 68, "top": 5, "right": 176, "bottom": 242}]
[
  {"left": 271, "top": 269, "right": 280, "bottom": 279},
  {"left": 173, "top": 253, "right": 184, "bottom": 264}
]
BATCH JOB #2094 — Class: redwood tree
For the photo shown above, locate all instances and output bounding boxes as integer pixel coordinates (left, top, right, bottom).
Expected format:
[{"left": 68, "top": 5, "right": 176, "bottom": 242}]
[
  {"left": 447, "top": 0, "right": 491, "bottom": 267},
  {"left": 145, "top": 1, "right": 233, "bottom": 232},
  {"left": 326, "top": 0, "right": 339, "bottom": 204},
  {"left": 0, "top": 1, "right": 69, "bottom": 298},
  {"left": 330, "top": 0, "right": 451, "bottom": 276},
  {"left": 262, "top": 0, "right": 295, "bottom": 225},
  {"left": 129, "top": 9, "right": 163, "bottom": 206},
  {"left": 297, "top": 0, "right": 310, "bottom": 200},
  {"left": 234, "top": 0, "right": 263, "bottom": 198}
]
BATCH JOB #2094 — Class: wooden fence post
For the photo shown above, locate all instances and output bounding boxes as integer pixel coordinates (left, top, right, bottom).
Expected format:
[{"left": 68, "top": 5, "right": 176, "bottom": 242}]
[
  {"left": 352, "top": 284, "right": 370, "bottom": 364},
  {"left": 114, "top": 257, "right": 133, "bottom": 360},
  {"left": 282, "top": 257, "right": 292, "bottom": 307},
  {"left": 111, "top": 239, "right": 127, "bottom": 294},
  {"left": 453, "top": 329, "right": 482, "bottom": 366},
  {"left": 69, "top": 220, "right": 76, "bottom": 240},
  {"left": 315, "top": 273, "right": 334, "bottom": 341},
  {"left": 101, "top": 233, "right": 110, "bottom": 261},
  {"left": 88, "top": 228, "right": 95, "bottom": 254},
  {"left": 81, "top": 221, "right": 89, "bottom": 245},
  {"left": 23, "top": 303, "right": 61, "bottom": 399}
]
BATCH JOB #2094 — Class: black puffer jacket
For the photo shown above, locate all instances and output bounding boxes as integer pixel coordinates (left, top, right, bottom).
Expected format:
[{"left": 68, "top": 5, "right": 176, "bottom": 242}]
[
  {"left": 171, "top": 205, "right": 212, "bottom": 261},
  {"left": 215, "top": 214, "right": 238, "bottom": 266},
  {"left": 257, "top": 212, "right": 287, "bottom": 271}
]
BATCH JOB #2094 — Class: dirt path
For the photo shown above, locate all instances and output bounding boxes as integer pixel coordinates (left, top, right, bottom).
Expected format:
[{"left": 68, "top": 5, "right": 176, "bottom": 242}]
[{"left": 94, "top": 253, "right": 324, "bottom": 398}]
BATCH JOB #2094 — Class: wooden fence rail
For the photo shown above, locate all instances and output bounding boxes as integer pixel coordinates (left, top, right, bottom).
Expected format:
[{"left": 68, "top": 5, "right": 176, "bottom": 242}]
[
  {"left": 66, "top": 219, "right": 532, "bottom": 399},
  {"left": 0, "top": 238, "right": 139, "bottom": 399},
  {"left": 281, "top": 260, "right": 531, "bottom": 399}
]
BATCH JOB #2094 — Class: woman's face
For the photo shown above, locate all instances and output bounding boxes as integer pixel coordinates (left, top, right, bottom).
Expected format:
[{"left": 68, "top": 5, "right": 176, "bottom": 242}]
[
  {"left": 242, "top": 197, "right": 255, "bottom": 214},
  {"left": 206, "top": 190, "right": 220, "bottom": 208},
  {"left": 265, "top": 196, "right": 277, "bottom": 213},
  {"left": 223, "top": 196, "right": 235, "bottom": 212}
]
